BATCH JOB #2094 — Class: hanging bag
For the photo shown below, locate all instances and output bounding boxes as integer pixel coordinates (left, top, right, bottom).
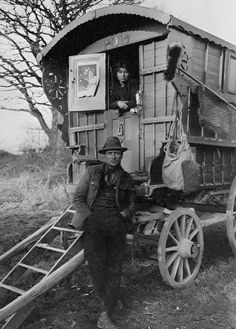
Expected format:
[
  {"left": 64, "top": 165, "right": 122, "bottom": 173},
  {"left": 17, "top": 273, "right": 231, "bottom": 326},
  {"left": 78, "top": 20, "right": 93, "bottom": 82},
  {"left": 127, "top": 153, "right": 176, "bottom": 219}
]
[{"left": 162, "top": 94, "right": 200, "bottom": 192}]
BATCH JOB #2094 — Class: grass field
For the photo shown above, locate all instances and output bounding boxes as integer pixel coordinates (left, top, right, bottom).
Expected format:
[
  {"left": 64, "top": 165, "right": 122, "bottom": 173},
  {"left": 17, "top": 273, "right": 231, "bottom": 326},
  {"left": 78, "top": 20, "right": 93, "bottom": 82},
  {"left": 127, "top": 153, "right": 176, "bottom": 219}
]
[{"left": 0, "top": 150, "right": 235, "bottom": 329}]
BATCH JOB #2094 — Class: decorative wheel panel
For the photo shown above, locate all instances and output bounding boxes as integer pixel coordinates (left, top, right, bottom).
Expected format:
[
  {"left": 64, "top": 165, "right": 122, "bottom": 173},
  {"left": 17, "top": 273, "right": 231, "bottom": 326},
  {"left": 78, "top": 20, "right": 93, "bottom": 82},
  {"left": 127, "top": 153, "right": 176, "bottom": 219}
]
[
  {"left": 158, "top": 208, "right": 204, "bottom": 288},
  {"left": 42, "top": 63, "right": 67, "bottom": 107},
  {"left": 226, "top": 176, "right": 236, "bottom": 255}
]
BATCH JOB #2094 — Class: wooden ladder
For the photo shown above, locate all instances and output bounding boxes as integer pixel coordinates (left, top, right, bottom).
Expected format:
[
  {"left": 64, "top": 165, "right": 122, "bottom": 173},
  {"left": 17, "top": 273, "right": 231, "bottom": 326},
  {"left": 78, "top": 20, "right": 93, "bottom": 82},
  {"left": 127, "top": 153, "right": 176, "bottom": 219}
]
[{"left": 0, "top": 206, "right": 84, "bottom": 329}]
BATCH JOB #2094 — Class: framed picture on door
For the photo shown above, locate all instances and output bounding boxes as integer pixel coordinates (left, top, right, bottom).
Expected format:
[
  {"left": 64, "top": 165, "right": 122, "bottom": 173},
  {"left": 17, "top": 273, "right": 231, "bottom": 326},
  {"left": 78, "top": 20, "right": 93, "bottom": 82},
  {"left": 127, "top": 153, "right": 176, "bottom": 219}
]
[
  {"left": 77, "top": 62, "right": 99, "bottom": 98},
  {"left": 69, "top": 53, "right": 106, "bottom": 111}
]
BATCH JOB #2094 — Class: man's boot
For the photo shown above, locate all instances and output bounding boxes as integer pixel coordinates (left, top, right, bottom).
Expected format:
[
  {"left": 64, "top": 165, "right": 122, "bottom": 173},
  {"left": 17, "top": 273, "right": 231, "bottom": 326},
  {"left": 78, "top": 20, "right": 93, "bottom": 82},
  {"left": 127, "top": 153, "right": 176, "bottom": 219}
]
[{"left": 97, "top": 311, "right": 118, "bottom": 329}]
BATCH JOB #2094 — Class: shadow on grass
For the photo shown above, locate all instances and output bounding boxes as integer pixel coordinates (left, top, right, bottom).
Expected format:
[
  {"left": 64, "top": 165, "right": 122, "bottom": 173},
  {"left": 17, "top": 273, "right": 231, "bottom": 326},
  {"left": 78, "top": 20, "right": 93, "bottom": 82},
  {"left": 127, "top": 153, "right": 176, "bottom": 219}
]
[{"left": 202, "top": 222, "right": 233, "bottom": 267}]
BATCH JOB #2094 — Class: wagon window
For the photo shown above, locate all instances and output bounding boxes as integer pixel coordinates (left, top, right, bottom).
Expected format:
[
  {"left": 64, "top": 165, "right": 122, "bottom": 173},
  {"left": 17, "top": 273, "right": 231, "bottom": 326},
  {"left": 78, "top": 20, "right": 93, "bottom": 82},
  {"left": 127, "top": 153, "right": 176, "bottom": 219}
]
[{"left": 227, "top": 55, "right": 236, "bottom": 93}]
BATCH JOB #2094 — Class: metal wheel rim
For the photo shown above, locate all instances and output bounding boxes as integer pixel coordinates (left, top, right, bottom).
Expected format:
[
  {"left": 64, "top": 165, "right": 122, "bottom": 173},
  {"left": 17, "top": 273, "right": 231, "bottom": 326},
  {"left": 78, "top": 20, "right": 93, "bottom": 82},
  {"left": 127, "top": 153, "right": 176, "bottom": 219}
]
[{"left": 158, "top": 208, "right": 204, "bottom": 288}]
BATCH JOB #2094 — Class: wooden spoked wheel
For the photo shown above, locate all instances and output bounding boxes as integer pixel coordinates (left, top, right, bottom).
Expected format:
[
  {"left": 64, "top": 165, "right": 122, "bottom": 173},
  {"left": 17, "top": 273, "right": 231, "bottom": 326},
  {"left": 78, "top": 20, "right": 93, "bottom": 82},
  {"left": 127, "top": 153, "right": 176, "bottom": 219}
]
[
  {"left": 226, "top": 176, "right": 236, "bottom": 256},
  {"left": 158, "top": 208, "right": 204, "bottom": 288}
]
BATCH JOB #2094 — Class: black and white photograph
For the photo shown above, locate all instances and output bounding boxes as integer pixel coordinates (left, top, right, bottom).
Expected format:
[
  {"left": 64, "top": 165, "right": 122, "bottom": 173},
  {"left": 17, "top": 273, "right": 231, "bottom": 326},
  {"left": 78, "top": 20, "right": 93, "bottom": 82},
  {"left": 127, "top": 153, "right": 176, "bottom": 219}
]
[
  {"left": 0, "top": 1, "right": 236, "bottom": 329},
  {"left": 77, "top": 62, "right": 99, "bottom": 98}
]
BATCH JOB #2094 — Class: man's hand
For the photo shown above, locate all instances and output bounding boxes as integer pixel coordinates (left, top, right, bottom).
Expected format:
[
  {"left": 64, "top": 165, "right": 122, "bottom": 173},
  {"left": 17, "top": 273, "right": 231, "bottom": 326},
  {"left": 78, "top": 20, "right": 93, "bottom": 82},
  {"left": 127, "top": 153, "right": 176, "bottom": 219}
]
[
  {"left": 120, "top": 210, "right": 129, "bottom": 219},
  {"left": 117, "top": 101, "right": 128, "bottom": 110}
]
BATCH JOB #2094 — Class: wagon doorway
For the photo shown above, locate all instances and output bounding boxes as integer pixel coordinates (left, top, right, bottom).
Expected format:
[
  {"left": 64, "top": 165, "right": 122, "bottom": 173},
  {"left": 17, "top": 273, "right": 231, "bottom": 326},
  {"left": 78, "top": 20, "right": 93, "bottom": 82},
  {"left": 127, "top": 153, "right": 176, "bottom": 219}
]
[
  {"left": 106, "top": 38, "right": 176, "bottom": 175},
  {"left": 106, "top": 45, "right": 140, "bottom": 172},
  {"left": 68, "top": 44, "right": 141, "bottom": 173},
  {"left": 68, "top": 35, "right": 175, "bottom": 175}
]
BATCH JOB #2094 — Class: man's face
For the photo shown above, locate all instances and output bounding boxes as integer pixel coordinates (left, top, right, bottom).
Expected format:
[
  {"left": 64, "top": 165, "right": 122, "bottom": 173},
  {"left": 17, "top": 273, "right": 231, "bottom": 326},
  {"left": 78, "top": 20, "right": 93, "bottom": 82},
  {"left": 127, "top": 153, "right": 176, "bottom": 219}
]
[
  {"left": 117, "top": 67, "right": 129, "bottom": 85},
  {"left": 104, "top": 150, "right": 123, "bottom": 167}
]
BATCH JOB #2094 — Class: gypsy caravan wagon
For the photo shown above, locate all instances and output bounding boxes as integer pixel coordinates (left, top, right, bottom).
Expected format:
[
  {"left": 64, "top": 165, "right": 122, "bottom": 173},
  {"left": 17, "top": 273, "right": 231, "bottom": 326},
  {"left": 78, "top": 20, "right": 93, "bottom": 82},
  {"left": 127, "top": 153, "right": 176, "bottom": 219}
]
[
  {"left": 1, "top": 4, "right": 236, "bottom": 328},
  {"left": 39, "top": 4, "right": 236, "bottom": 286}
]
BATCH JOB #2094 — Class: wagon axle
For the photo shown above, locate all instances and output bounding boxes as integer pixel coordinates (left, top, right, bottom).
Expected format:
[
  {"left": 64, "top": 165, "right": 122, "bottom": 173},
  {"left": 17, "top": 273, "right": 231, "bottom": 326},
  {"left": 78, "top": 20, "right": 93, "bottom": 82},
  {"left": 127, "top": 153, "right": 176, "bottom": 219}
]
[{"left": 178, "top": 238, "right": 199, "bottom": 259}]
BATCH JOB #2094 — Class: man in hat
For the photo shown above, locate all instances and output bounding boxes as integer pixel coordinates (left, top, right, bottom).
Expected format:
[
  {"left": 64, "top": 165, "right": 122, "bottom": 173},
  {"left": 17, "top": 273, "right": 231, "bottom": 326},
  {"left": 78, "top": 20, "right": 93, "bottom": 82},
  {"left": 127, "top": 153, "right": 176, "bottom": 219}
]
[{"left": 71, "top": 136, "right": 136, "bottom": 329}]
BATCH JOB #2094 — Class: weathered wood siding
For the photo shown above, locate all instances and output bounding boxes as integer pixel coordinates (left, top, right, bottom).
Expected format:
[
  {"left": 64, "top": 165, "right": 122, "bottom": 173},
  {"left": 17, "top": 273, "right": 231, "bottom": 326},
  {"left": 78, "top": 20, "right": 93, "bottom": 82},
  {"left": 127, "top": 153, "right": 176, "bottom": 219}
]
[
  {"left": 167, "top": 28, "right": 236, "bottom": 188},
  {"left": 196, "top": 145, "right": 236, "bottom": 186},
  {"left": 69, "top": 111, "right": 105, "bottom": 159},
  {"left": 139, "top": 38, "right": 175, "bottom": 170},
  {"left": 191, "top": 39, "right": 206, "bottom": 82},
  {"left": 192, "top": 39, "right": 222, "bottom": 90},
  {"left": 182, "top": 35, "right": 236, "bottom": 146},
  {"left": 206, "top": 44, "right": 221, "bottom": 90}
]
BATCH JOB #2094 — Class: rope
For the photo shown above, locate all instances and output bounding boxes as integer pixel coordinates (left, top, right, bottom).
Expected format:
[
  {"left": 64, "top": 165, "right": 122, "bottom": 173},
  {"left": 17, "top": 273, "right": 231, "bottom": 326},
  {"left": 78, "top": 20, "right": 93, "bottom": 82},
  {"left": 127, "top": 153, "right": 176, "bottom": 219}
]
[{"left": 164, "top": 92, "right": 185, "bottom": 159}]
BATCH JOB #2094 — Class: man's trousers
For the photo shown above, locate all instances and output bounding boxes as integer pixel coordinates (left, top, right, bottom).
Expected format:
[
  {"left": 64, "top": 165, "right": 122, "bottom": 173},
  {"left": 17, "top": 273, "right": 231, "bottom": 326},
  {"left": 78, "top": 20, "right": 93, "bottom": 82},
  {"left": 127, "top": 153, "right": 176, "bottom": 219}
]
[{"left": 84, "top": 226, "right": 126, "bottom": 315}]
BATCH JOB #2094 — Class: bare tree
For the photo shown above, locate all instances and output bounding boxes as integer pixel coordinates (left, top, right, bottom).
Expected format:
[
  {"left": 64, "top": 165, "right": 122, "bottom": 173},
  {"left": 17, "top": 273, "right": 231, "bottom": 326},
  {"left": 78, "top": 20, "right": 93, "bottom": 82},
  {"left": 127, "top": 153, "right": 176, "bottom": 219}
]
[{"left": 0, "top": 0, "right": 142, "bottom": 149}]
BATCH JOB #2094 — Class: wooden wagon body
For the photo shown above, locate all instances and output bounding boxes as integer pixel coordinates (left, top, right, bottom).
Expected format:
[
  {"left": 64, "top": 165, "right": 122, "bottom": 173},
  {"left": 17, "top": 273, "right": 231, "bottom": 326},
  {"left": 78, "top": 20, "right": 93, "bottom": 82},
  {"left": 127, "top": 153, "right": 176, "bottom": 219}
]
[
  {"left": 38, "top": 4, "right": 236, "bottom": 287},
  {"left": 40, "top": 5, "right": 236, "bottom": 188}
]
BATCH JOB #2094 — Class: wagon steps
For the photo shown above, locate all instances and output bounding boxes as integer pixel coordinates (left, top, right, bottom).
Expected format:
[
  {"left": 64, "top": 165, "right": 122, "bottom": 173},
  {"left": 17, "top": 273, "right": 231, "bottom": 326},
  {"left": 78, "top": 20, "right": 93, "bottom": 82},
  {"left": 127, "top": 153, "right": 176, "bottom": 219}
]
[{"left": 0, "top": 206, "right": 84, "bottom": 329}]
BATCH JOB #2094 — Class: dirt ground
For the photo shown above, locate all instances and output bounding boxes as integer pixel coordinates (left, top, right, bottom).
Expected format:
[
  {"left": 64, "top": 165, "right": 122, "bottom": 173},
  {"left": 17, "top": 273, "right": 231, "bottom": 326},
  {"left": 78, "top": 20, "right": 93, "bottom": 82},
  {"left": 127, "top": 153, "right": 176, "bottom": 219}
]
[{"left": 0, "top": 208, "right": 236, "bottom": 329}]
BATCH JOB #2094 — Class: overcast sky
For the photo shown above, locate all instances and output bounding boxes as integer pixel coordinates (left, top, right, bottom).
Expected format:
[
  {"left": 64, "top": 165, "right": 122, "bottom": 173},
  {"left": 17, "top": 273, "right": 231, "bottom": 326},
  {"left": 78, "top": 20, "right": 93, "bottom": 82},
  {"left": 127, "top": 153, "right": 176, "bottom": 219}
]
[
  {"left": 147, "top": 0, "right": 236, "bottom": 44},
  {"left": 1, "top": 0, "right": 236, "bottom": 153}
]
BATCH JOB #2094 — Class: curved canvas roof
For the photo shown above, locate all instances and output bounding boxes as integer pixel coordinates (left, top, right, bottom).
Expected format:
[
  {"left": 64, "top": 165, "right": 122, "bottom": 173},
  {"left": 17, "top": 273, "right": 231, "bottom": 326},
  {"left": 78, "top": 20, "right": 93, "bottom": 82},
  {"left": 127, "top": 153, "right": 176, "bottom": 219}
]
[
  {"left": 39, "top": 5, "right": 170, "bottom": 62},
  {"left": 39, "top": 4, "right": 236, "bottom": 64}
]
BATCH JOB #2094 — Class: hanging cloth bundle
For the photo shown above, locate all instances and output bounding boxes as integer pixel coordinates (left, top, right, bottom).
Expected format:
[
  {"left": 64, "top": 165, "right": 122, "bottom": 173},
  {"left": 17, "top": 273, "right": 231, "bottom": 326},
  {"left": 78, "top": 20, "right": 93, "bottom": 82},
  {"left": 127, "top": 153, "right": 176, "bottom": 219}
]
[{"left": 162, "top": 93, "right": 200, "bottom": 192}]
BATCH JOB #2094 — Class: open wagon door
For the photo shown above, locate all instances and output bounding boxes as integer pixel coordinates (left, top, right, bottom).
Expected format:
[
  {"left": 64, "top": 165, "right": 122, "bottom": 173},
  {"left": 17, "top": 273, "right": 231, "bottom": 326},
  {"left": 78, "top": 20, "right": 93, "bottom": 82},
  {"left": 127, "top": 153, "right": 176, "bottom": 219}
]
[
  {"left": 68, "top": 53, "right": 107, "bottom": 149},
  {"left": 68, "top": 53, "right": 106, "bottom": 111}
]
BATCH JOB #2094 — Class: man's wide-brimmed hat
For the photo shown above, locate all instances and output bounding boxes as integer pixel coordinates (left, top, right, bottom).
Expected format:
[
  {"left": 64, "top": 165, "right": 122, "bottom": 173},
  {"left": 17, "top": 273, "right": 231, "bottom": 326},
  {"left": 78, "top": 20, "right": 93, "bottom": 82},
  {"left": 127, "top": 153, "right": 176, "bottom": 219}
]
[{"left": 98, "top": 136, "right": 127, "bottom": 154}]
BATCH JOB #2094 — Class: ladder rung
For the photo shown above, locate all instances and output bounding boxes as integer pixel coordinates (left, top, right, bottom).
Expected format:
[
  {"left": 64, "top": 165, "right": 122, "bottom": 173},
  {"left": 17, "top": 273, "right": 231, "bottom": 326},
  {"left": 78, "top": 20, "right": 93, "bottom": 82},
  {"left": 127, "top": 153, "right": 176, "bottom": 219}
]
[
  {"left": 52, "top": 227, "right": 82, "bottom": 233},
  {"left": 36, "top": 243, "right": 66, "bottom": 253},
  {"left": 0, "top": 283, "right": 25, "bottom": 295},
  {"left": 18, "top": 263, "right": 49, "bottom": 275}
]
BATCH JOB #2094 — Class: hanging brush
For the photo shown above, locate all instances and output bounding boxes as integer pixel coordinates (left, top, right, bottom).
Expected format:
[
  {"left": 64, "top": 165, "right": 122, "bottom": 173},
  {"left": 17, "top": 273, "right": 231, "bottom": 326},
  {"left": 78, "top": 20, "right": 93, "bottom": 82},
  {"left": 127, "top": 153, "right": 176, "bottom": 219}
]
[{"left": 164, "top": 42, "right": 183, "bottom": 81}]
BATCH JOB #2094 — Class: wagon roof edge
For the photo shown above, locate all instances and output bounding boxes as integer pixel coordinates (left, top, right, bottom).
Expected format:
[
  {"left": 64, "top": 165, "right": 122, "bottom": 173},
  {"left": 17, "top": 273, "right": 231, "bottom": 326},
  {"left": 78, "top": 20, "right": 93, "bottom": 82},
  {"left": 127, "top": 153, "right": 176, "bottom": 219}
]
[
  {"left": 39, "top": 5, "right": 170, "bottom": 61},
  {"left": 39, "top": 4, "right": 236, "bottom": 63},
  {"left": 169, "top": 16, "right": 236, "bottom": 52}
]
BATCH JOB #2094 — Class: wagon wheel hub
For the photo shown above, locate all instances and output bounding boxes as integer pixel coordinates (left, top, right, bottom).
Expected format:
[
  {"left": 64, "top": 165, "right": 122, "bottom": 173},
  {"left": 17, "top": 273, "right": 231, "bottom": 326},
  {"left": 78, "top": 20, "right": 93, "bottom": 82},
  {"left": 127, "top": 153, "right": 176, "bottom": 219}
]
[{"left": 177, "top": 238, "right": 195, "bottom": 258}]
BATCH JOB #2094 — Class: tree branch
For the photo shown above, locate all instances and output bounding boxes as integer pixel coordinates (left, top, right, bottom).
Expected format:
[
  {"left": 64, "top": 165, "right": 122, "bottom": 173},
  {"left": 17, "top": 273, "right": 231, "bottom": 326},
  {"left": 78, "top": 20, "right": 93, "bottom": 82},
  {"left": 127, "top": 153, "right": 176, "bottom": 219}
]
[{"left": 0, "top": 0, "right": 143, "bottom": 147}]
